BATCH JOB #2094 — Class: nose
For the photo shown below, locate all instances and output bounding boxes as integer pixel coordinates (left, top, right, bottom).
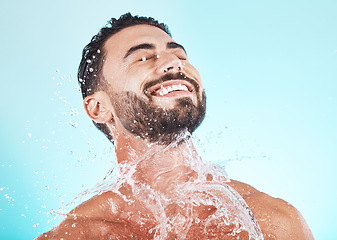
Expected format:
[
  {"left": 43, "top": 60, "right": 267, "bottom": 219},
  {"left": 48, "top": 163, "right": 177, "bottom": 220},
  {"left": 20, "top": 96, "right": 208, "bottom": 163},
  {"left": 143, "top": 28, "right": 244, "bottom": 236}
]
[{"left": 155, "top": 52, "right": 183, "bottom": 75}]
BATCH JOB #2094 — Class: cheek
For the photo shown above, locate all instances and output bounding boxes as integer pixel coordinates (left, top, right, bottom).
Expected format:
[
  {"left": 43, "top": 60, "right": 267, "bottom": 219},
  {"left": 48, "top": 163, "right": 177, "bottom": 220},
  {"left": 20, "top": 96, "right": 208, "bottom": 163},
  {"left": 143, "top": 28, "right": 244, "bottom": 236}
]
[
  {"left": 125, "top": 64, "right": 153, "bottom": 88},
  {"left": 184, "top": 63, "right": 203, "bottom": 86},
  {"left": 102, "top": 61, "right": 124, "bottom": 90},
  {"left": 106, "top": 64, "right": 140, "bottom": 92}
]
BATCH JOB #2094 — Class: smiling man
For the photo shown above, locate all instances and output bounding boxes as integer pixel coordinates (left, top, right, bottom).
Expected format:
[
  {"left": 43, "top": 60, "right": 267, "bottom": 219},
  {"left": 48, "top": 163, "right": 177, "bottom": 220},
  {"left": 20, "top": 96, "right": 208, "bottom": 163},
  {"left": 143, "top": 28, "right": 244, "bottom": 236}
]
[{"left": 36, "top": 13, "right": 313, "bottom": 239}]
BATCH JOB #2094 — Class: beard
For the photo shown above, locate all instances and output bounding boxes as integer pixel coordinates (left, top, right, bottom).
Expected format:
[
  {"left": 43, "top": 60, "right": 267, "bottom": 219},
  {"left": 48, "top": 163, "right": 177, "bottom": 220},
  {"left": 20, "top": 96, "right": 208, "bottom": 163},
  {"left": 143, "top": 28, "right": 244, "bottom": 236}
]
[{"left": 111, "top": 83, "right": 206, "bottom": 145}]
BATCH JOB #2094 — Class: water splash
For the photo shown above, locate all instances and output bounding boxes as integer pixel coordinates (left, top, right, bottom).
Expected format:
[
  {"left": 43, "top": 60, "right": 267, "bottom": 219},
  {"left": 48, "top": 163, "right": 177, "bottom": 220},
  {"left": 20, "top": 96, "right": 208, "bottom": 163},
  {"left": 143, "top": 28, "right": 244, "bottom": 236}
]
[
  {"left": 37, "top": 69, "right": 266, "bottom": 238},
  {"left": 59, "top": 133, "right": 264, "bottom": 239}
]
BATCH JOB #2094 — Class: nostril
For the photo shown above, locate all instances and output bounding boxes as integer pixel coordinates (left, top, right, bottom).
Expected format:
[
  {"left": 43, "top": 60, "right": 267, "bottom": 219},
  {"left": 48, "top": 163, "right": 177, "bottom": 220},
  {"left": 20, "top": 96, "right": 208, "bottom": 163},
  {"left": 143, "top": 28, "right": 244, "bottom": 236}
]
[
  {"left": 163, "top": 66, "right": 182, "bottom": 73},
  {"left": 164, "top": 66, "right": 174, "bottom": 73}
]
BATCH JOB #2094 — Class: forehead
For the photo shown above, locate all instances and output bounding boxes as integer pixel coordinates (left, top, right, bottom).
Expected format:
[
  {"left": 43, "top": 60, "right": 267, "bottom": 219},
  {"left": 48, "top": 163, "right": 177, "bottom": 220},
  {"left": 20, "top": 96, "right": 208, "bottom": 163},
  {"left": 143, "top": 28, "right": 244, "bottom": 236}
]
[{"left": 103, "top": 25, "right": 173, "bottom": 56}]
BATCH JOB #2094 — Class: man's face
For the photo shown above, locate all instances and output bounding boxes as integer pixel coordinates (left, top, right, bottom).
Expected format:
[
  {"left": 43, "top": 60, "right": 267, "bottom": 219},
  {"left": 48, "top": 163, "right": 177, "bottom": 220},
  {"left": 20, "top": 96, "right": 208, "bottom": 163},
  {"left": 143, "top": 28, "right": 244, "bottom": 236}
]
[{"left": 102, "top": 25, "right": 206, "bottom": 144}]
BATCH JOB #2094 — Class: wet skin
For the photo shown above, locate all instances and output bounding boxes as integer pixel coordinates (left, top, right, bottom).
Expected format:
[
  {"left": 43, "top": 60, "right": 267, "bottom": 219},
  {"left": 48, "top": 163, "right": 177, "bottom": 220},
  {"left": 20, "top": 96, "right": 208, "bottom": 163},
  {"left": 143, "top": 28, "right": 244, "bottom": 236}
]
[
  {"left": 36, "top": 179, "right": 313, "bottom": 239},
  {"left": 36, "top": 25, "right": 314, "bottom": 239}
]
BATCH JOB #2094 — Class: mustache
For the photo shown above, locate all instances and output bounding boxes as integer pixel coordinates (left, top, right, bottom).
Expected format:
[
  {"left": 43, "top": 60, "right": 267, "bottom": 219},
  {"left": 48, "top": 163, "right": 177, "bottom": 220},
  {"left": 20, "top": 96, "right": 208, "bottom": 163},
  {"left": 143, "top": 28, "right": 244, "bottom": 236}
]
[{"left": 143, "top": 72, "right": 200, "bottom": 94}]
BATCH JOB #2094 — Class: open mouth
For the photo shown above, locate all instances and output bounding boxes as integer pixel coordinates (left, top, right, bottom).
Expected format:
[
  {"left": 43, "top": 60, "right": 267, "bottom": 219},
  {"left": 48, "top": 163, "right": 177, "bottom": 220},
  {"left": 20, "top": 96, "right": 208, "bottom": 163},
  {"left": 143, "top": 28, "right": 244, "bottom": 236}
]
[{"left": 146, "top": 80, "right": 194, "bottom": 97}]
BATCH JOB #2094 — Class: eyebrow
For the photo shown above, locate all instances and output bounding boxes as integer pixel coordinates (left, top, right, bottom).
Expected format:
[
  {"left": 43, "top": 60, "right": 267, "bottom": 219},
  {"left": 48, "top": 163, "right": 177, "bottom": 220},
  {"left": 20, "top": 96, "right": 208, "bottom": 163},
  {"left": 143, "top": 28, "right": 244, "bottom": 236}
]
[
  {"left": 124, "top": 42, "right": 186, "bottom": 59},
  {"left": 124, "top": 43, "right": 155, "bottom": 59},
  {"left": 167, "top": 42, "right": 186, "bottom": 54}
]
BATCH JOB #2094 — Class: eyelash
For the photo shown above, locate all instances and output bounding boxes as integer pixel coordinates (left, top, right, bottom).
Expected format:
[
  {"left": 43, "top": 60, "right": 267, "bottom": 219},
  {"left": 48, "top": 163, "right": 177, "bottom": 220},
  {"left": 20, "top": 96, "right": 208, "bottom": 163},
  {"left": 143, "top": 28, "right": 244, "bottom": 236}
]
[
  {"left": 138, "top": 54, "right": 187, "bottom": 62},
  {"left": 139, "top": 56, "right": 155, "bottom": 62}
]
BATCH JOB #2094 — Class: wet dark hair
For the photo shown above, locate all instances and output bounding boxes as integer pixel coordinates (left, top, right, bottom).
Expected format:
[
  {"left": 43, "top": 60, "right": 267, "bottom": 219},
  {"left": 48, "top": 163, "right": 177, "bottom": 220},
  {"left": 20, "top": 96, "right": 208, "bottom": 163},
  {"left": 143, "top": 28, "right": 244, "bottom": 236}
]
[{"left": 77, "top": 13, "right": 171, "bottom": 142}]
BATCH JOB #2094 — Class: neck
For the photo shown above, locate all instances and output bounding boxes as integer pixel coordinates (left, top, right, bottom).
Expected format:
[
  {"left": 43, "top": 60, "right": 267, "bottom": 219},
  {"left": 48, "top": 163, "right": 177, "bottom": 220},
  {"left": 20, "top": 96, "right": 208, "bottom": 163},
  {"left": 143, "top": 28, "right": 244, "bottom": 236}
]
[{"left": 113, "top": 128, "right": 206, "bottom": 193}]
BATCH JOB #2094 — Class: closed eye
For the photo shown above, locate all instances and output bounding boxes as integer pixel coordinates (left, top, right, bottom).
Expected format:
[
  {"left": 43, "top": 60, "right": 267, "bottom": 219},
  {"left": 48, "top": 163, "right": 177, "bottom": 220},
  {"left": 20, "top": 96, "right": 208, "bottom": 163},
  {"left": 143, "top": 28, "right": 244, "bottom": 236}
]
[
  {"left": 178, "top": 56, "right": 187, "bottom": 60},
  {"left": 139, "top": 55, "right": 157, "bottom": 62},
  {"left": 175, "top": 53, "right": 187, "bottom": 61}
]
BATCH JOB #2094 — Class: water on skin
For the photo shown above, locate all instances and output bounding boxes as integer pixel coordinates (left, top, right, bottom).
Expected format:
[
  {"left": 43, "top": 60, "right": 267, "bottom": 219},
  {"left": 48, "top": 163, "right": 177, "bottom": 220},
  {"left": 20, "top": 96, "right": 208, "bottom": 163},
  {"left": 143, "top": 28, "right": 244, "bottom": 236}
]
[
  {"left": 61, "top": 132, "right": 264, "bottom": 239},
  {"left": 49, "top": 68, "right": 264, "bottom": 239}
]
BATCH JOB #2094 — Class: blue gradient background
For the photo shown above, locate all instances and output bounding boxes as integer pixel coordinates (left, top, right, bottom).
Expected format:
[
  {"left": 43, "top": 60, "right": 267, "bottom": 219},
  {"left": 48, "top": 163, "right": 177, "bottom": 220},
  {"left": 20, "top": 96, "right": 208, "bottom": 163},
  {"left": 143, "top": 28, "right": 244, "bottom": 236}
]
[{"left": 1, "top": 0, "right": 336, "bottom": 239}]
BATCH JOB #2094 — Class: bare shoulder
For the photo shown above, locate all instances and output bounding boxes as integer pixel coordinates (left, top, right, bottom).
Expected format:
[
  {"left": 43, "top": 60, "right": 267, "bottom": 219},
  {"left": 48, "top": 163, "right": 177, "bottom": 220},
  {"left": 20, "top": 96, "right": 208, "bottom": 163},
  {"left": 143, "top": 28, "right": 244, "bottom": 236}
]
[
  {"left": 35, "top": 190, "right": 156, "bottom": 239},
  {"left": 35, "top": 191, "right": 125, "bottom": 239},
  {"left": 227, "top": 179, "right": 314, "bottom": 240}
]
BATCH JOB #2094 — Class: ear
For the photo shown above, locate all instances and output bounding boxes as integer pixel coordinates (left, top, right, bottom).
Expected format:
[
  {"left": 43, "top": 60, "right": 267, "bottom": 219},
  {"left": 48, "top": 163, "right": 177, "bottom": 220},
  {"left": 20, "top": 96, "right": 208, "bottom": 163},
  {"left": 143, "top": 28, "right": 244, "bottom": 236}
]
[{"left": 83, "top": 91, "right": 114, "bottom": 124}]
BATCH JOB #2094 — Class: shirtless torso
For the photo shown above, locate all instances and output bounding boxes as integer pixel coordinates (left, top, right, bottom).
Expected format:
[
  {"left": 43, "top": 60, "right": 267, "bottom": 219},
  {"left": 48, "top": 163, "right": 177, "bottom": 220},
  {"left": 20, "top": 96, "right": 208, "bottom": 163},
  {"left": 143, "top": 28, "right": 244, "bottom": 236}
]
[{"left": 36, "top": 179, "right": 313, "bottom": 239}]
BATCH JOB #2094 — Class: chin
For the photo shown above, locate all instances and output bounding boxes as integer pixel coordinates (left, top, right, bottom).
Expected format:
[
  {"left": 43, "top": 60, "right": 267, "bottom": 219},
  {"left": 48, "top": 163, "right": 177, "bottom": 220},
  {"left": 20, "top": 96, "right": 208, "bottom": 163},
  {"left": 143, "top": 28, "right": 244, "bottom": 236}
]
[{"left": 112, "top": 90, "right": 206, "bottom": 145}]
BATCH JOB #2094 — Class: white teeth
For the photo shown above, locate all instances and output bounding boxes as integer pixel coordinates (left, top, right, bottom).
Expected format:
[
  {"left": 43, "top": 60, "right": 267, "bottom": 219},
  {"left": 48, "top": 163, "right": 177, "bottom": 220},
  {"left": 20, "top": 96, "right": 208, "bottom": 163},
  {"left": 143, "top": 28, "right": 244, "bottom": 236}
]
[
  {"left": 156, "top": 83, "right": 189, "bottom": 96},
  {"left": 179, "top": 84, "right": 189, "bottom": 91},
  {"left": 162, "top": 88, "right": 169, "bottom": 95}
]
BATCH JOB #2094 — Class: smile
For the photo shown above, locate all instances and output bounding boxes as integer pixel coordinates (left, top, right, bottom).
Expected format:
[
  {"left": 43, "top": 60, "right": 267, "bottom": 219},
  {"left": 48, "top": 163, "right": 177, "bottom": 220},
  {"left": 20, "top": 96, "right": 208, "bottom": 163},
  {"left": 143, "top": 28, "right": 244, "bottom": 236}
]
[{"left": 147, "top": 80, "right": 194, "bottom": 97}]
